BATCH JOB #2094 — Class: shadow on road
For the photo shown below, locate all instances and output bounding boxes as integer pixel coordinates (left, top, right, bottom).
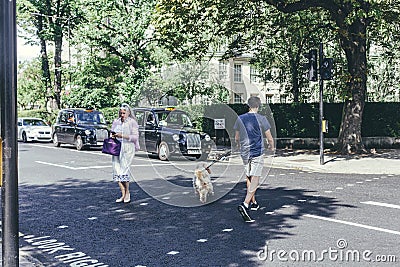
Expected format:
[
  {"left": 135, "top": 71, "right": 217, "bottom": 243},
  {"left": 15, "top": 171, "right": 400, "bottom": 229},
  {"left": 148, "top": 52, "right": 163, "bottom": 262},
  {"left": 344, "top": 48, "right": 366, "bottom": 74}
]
[{"left": 17, "top": 176, "right": 355, "bottom": 266}]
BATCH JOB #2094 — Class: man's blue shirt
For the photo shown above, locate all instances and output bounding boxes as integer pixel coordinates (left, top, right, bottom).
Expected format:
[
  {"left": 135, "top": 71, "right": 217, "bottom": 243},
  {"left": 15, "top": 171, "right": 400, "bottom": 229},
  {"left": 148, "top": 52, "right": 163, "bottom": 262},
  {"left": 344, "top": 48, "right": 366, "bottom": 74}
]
[{"left": 234, "top": 112, "right": 271, "bottom": 160}]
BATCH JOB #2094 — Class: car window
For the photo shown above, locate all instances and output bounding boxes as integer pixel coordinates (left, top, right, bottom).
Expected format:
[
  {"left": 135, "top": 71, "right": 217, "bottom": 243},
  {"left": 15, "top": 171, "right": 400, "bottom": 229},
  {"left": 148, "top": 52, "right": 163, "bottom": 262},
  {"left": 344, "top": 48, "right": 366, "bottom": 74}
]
[
  {"left": 59, "top": 112, "right": 69, "bottom": 123},
  {"left": 135, "top": 111, "right": 145, "bottom": 126},
  {"left": 146, "top": 112, "right": 156, "bottom": 124},
  {"left": 23, "top": 119, "right": 48, "bottom": 126},
  {"left": 157, "top": 111, "right": 192, "bottom": 127},
  {"left": 76, "top": 111, "right": 106, "bottom": 124}
]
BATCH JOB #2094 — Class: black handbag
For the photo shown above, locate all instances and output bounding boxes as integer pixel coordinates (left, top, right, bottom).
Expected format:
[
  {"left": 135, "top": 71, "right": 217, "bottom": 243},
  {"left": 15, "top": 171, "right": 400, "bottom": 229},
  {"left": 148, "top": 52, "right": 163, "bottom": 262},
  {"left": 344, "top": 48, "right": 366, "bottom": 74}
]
[{"left": 102, "top": 137, "right": 121, "bottom": 156}]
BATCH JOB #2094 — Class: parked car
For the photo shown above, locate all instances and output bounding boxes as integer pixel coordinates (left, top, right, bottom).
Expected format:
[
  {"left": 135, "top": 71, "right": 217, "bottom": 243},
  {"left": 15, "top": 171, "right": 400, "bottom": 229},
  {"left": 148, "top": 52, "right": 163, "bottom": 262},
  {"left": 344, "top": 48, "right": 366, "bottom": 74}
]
[
  {"left": 17, "top": 117, "right": 52, "bottom": 143},
  {"left": 133, "top": 107, "right": 212, "bottom": 160},
  {"left": 52, "top": 108, "right": 109, "bottom": 150}
]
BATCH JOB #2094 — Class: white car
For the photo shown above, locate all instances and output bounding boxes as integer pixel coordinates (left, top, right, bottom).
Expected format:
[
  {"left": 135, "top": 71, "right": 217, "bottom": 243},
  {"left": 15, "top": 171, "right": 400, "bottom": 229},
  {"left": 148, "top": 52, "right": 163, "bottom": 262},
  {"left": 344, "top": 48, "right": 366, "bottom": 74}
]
[{"left": 17, "top": 117, "right": 52, "bottom": 143}]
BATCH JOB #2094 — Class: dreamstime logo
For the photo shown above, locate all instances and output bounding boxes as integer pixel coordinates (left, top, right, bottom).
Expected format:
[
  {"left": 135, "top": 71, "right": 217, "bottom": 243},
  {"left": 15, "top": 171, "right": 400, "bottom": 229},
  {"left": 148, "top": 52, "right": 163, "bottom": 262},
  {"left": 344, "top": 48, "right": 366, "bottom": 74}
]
[
  {"left": 257, "top": 239, "right": 397, "bottom": 263},
  {"left": 132, "top": 61, "right": 276, "bottom": 208}
]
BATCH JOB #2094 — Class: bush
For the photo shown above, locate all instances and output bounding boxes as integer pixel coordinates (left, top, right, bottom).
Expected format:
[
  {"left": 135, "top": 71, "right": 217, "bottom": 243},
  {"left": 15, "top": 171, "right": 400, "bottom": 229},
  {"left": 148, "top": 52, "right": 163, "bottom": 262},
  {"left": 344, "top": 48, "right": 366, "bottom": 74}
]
[{"left": 17, "top": 109, "right": 57, "bottom": 126}]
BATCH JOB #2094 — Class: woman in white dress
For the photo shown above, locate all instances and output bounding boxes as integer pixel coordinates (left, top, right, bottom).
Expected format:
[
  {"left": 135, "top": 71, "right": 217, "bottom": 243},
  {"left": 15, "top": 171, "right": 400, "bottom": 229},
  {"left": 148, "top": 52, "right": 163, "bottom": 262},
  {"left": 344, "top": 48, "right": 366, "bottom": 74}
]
[{"left": 111, "top": 103, "right": 139, "bottom": 203}]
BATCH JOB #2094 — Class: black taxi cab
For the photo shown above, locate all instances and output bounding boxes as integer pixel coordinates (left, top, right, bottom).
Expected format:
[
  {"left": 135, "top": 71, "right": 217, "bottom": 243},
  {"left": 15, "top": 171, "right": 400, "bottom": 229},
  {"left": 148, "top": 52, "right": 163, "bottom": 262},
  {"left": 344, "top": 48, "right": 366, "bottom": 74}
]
[
  {"left": 52, "top": 108, "right": 109, "bottom": 150},
  {"left": 133, "top": 107, "right": 212, "bottom": 160}
]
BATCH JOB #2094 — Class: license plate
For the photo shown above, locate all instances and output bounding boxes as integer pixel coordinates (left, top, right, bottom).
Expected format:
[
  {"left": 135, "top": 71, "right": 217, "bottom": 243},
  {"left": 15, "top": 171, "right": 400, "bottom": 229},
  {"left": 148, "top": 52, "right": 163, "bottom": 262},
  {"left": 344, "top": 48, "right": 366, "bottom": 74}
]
[
  {"left": 97, "top": 141, "right": 103, "bottom": 146},
  {"left": 188, "top": 149, "right": 200, "bottom": 154}
]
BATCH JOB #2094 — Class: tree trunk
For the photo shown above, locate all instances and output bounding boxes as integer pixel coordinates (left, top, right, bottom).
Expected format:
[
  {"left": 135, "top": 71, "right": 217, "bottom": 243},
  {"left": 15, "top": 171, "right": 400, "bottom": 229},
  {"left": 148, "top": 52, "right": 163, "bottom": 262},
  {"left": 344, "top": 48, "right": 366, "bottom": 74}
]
[
  {"left": 291, "top": 68, "right": 300, "bottom": 102},
  {"left": 54, "top": 34, "right": 63, "bottom": 109},
  {"left": 337, "top": 19, "right": 368, "bottom": 154},
  {"left": 37, "top": 19, "right": 54, "bottom": 112}
]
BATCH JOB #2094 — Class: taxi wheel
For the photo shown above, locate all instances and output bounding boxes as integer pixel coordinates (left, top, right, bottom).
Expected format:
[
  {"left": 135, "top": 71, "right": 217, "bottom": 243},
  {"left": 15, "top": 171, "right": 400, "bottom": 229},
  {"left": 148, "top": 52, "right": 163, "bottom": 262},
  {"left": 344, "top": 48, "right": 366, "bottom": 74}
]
[
  {"left": 53, "top": 133, "right": 61, "bottom": 147},
  {"left": 22, "top": 132, "right": 28, "bottom": 143},
  {"left": 75, "top": 135, "right": 84, "bottom": 151},
  {"left": 158, "top": 141, "right": 170, "bottom": 161}
]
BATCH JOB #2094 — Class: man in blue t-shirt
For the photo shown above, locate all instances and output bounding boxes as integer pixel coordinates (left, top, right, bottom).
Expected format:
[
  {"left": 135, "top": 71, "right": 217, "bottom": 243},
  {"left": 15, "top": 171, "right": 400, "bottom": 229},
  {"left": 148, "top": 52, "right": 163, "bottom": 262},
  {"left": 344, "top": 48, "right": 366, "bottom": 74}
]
[{"left": 234, "top": 96, "right": 275, "bottom": 222}]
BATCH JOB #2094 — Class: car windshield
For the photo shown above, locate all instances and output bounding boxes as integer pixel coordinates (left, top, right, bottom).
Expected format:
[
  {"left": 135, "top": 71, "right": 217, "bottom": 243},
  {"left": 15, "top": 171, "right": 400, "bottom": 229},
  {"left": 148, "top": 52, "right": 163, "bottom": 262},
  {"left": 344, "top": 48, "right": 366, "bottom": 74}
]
[
  {"left": 23, "top": 119, "right": 48, "bottom": 126},
  {"left": 76, "top": 111, "right": 106, "bottom": 125},
  {"left": 157, "top": 111, "right": 193, "bottom": 127}
]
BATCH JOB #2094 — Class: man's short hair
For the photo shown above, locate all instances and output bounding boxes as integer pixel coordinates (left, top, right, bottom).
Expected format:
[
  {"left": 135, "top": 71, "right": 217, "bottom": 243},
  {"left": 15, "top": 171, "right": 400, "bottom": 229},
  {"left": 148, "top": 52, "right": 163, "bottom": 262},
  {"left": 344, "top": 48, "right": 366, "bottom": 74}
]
[{"left": 248, "top": 96, "right": 261, "bottom": 108}]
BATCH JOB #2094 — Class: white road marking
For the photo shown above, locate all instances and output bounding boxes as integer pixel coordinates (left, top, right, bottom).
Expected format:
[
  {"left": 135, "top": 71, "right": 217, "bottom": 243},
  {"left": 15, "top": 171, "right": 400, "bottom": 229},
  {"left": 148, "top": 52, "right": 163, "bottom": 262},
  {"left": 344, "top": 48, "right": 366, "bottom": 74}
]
[
  {"left": 197, "top": 239, "right": 208, "bottom": 243},
  {"left": 222, "top": 228, "right": 233, "bottom": 232},
  {"left": 167, "top": 251, "right": 179, "bottom": 255},
  {"left": 305, "top": 214, "right": 400, "bottom": 236},
  {"left": 361, "top": 201, "right": 400, "bottom": 210},
  {"left": 36, "top": 160, "right": 169, "bottom": 170}
]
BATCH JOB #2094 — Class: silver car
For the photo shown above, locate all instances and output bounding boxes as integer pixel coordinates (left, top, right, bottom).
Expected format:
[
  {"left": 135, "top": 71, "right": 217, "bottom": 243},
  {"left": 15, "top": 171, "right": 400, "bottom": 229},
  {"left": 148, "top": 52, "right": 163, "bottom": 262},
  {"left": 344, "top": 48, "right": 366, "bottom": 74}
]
[{"left": 17, "top": 117, "right": 52, "bottom": 143}]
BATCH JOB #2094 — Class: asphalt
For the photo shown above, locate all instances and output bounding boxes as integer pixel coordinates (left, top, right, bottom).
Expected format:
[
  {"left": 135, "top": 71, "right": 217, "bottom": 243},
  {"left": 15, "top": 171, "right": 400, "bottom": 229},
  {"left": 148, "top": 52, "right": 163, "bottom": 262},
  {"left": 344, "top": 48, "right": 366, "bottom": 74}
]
[{"left": 1, "top": 148, "right": 399, "bottom": 266}]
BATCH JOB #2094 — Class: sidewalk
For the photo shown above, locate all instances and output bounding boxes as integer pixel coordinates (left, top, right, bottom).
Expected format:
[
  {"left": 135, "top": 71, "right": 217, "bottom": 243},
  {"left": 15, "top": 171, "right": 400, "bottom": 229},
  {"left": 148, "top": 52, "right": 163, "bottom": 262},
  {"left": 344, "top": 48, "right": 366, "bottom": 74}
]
[
  {"left": 0, "top": 248, "right": 43, "bottom": 266},
  {"left": 271, "top": 148, "right": 400, "bottom": 175}
]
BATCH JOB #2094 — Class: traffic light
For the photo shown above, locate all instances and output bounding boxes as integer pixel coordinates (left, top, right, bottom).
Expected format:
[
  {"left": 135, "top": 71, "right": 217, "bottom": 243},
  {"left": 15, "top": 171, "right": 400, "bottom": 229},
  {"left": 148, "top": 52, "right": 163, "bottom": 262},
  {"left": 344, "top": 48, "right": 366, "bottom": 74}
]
[
  {"left": 321, "top": 58, "right": 334, "bottom": 80},
  {"left": 304, "top": 49, "right": 318, "bottom": 81}
]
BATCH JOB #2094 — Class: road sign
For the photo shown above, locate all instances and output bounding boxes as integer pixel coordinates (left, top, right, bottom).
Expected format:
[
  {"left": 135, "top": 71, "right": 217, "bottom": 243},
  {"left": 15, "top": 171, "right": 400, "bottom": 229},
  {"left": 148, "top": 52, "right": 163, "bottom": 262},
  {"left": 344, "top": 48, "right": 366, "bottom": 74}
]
[{"left": 214, "top": 119, "right": 225, "bottom": 130}]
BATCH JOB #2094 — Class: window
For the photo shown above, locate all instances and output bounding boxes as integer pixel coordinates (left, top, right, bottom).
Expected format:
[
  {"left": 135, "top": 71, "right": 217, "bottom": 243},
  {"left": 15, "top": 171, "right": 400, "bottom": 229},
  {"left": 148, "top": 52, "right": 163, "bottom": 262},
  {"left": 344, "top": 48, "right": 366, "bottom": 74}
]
[
  {"left": 219, "top": 61, "right": 227, "bottom": 80},
  {"left": 134, "top": 111, "right": 145, "bottom": 126},
  {"left": 265, "top": 94, "right": 273, "bottom": 104},
  {"left": 250, "top": 67, "right": 259, "bottom": 83},
  {"left": 234, "top": 93, "right": 243, "bottom": 103},
  {"left": 234, "top": 64, "right": 242, "bottom": 82}
]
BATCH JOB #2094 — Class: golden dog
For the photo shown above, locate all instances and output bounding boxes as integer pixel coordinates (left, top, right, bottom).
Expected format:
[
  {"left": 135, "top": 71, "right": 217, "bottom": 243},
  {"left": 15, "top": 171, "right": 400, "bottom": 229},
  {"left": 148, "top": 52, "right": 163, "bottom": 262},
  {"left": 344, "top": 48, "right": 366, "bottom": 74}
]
[{"left": 193, "top": 164, "right": 214, "bottom": 203}]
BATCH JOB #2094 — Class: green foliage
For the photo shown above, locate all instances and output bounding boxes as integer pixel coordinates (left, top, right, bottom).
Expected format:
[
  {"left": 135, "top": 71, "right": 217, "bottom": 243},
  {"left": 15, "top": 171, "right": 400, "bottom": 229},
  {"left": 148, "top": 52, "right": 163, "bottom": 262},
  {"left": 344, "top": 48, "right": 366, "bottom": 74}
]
[
  {"left": 73, "top": 0, "right": 166, "bottom": 105},
  {"left": 17, "top": 59, "right": 47, "bottom": 109},
  {"left": 201, "top": 103, "right": 400, "bottom": 139},
  {"left": 17, "top": 109, "right": 58, "bottom": 125},
  {"left": 63, "top": 55, "right": 125, "bottom": 109}
]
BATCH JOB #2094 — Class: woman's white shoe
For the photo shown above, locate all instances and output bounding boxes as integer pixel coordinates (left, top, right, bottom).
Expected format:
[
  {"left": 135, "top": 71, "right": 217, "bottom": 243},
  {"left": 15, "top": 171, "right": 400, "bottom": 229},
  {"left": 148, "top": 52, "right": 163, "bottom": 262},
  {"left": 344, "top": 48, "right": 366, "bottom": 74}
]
[
  {"left": 123, "top": 194, "right": 131, "bottom": 203},
  {"left": 116, "top": 197, "right": 124, "bottom": 203}
]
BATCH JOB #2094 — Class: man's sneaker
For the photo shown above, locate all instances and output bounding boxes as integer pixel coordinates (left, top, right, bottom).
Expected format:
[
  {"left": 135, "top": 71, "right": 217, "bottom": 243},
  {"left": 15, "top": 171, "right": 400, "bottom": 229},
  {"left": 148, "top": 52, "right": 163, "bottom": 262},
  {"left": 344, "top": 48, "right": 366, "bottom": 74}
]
[
  {"left": 250, "top": 202, "right": 260, "bottom": 211},
  {"left": 238, "top": 204, "right": 255, "bottom": 223}
]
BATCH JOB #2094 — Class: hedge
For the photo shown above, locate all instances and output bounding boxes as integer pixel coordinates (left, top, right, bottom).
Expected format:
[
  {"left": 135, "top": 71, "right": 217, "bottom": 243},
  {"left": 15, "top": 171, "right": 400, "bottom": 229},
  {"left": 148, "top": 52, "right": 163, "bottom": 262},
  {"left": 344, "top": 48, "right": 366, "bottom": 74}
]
[{"left": 198, "top": 102, "right": 400, "bottom": 139}]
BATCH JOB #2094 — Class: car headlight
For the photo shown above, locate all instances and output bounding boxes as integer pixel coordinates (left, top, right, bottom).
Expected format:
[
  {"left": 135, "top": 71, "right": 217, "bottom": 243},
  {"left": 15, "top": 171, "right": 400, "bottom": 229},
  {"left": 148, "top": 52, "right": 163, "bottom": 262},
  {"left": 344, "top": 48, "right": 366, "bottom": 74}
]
[
  {"left": 85, "top": 129, "right": 92, "bottom": 135},
  {"left": 172, "top": 134, "right": 179, "bottom": 142},
  {"left": 204, "top": 134, "right": 211, "bottom": 142}
]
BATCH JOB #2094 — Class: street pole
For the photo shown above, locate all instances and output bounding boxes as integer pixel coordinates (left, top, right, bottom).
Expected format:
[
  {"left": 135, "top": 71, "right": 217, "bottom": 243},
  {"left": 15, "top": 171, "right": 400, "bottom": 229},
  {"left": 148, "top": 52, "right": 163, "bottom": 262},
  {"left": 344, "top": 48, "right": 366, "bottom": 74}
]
[
  {"left": 1, "top": 0, "right": 20, "bottom": 265},
  {"left": 319, "top": 43, "right": 324, "bottom": 165}
]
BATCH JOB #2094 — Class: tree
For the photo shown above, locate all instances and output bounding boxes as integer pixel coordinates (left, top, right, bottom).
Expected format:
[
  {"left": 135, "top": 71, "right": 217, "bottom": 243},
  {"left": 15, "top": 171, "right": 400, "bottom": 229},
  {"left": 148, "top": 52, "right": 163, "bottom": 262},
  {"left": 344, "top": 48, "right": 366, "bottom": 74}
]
[
  {"left": 72, "top": 0, "right": 166, "bottom": 106},
  {"left": 155, "top": 0, "right": 400, "bottom": 154},
  {"left": 17, "top": 0, "right": 82, "bottom": 110},
  {"left": 17, "top": 58, "right": 47, "bottom": 110},
  {"left": 247, "top": 0, "right": 400, "bottom": 154},
  {"left": 63, "top": 54, "right": 125, "bottom": 108}
]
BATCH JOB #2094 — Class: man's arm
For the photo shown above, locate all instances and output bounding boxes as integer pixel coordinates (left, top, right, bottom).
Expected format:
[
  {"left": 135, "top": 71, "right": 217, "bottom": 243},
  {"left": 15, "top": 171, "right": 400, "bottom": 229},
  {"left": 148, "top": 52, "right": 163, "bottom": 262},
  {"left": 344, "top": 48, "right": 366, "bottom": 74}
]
[
  {"left": 235, "top": 130, "right": 240, "bottom": 148},
  {"left": 265, "top": 129, "right": 275, "bottom": 151}
]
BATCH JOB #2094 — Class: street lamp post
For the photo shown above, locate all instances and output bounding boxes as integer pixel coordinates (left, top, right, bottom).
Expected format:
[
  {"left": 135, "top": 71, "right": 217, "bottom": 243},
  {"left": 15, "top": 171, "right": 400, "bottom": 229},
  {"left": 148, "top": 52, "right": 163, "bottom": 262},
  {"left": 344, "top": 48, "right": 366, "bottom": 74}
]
[
  {"left": 1, "top": 0, "right": 20, "bottom": 265},
  {"left": 319, "top": 43, "right": 324, "bottom": 165}
]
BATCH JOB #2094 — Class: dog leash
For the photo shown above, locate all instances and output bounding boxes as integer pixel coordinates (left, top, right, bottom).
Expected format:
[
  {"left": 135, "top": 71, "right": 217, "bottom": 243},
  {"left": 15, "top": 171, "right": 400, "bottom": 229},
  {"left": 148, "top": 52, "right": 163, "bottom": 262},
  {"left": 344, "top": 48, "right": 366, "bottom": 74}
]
[{"left": 204, "top": 150, "right": 232, "bottom": 169}]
